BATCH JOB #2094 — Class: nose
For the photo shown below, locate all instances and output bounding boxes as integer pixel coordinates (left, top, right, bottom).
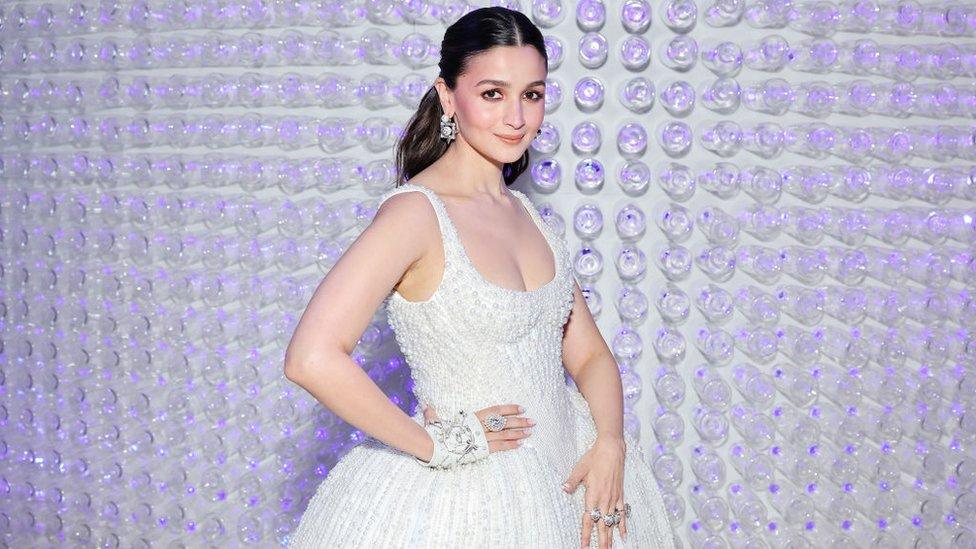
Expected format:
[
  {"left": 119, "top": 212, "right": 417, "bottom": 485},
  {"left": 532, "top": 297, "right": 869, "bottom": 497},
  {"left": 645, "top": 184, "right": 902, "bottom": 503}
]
[{"left": 504, "top": 97, "right": 525, "bottom": 130}]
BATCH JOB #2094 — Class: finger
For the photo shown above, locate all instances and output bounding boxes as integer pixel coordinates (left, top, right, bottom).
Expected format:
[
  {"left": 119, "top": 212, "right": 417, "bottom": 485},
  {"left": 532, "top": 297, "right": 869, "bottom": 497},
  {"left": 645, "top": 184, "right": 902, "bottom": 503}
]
[
  {"left": 480, "top": 415, "right": 534, "bottom": 432},
  {"left": 487, "top": 438, "right": 524, "bottom": 453},
  {"left": 616, "top": 496, "right": 627, "bottom": 542},
  {"left": 583, "top": 486, "right": 600, "bottom": 549},
  {"left": 563, "top": 464, "right": 585, "bottom": 494},
  {"left": 504, "top": 416, "right": 535, "bottom": 429},
  {"left": 484, "top": 427, "right": 533, "bottom": 442},
  {"left": 580, "top": 506, "right": 591, "bottom": 549},
  {"left": 603, "top": 494, "right": 616, "bottom": 549},
  {"left": 597, "top": 503, "right": 608, "bottom": 549},
  {"left": 478, "top": 404, "right": 522, "bottom": 420},
  {"left": 481, "top": 403, "right": 525, "bottom": 419},
  {"left": 613, "top": 492, "right": 627, "bottom": 541}
]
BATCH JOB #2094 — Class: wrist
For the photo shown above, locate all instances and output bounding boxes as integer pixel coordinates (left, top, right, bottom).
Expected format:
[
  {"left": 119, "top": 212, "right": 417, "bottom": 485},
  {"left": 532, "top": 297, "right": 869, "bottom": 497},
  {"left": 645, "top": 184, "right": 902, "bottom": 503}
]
[
  {"left": 595, "top": 432, "right": 625, "bottom": 446},
  {"left": 414, "top": 409, "right": 490, "bottom": 469},
  {"left": 593, "top": 433, "right": 627, "bottom": 451},
  {"left": 419, "top": 437, "right": 434, "bottom": 463},
  {"left": 414, "top": 424, "right": 435, "bottom": 463}
]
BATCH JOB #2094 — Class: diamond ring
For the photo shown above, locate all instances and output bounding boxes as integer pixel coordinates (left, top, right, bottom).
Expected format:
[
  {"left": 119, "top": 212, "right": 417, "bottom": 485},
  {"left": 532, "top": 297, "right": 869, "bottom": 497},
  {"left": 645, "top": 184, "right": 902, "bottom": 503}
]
[{"left": 484, "top": 413, "right": 507, "bottom": 432}]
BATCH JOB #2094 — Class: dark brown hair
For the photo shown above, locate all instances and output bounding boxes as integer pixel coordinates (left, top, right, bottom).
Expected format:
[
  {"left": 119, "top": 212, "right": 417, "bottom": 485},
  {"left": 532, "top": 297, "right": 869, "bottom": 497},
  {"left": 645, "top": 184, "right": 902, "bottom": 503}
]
[{"left": 393, "top": 6, "right": 548, "bottom": 187}]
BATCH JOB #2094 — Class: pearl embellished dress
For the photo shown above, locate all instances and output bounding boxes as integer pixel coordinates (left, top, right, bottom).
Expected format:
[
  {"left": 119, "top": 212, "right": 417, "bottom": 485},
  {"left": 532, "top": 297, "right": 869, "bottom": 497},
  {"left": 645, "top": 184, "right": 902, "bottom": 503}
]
[{"left": 287, "top": 183, "right": 676, "bottom": 549}]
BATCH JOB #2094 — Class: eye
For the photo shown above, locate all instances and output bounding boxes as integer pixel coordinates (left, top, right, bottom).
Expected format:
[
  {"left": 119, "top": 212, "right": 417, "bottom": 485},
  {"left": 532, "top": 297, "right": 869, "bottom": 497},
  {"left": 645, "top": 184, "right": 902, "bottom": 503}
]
[
  {"left": 526, "top": 90, "right": 545, "bottom": 101},
  {"left": 482, "top": 89, "right": 502, "bottom": 100}
]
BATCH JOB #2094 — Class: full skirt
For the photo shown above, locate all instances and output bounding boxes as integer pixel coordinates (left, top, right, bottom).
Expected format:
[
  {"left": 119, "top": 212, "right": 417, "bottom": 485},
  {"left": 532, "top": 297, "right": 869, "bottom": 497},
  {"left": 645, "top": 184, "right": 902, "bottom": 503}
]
[{"left": 286, "top": 386, "right": 676, "bottom": 548}]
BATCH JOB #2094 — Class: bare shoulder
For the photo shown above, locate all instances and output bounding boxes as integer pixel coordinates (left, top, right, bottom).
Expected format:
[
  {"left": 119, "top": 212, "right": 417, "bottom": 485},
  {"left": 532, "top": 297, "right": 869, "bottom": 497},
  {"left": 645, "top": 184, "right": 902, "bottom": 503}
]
[
  {"left": 369, "top": 186, "right": 444, "bottom": 272},
  {"left": 374, "top": 186, "right": 438, "bottom": 230}
]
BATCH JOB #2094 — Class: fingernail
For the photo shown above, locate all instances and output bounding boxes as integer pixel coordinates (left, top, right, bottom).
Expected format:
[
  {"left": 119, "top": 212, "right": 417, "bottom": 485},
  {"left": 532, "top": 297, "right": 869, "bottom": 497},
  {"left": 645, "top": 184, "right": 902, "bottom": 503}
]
[
  {"left": 518, "top": 405, "right": 525, "bottom": 413},
  {"left": 524, "top": 427, "right": 534, "bottom": 434},
  {"left": 527, "top": 418, "right": 536, "bottom": 425}
]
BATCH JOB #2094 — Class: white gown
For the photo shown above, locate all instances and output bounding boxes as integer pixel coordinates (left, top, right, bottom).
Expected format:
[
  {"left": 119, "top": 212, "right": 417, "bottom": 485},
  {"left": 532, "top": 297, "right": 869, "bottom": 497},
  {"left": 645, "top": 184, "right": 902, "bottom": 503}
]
[{"left": 287, "top": 183, "right": 676, "bottom": 548}]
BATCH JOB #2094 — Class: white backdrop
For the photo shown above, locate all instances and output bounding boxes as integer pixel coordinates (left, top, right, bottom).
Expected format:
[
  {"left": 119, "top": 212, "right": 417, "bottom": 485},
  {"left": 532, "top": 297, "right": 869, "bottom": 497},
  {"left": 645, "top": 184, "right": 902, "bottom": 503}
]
[{"left": 1, "top": 0, "right": 975, "bottom": 547}]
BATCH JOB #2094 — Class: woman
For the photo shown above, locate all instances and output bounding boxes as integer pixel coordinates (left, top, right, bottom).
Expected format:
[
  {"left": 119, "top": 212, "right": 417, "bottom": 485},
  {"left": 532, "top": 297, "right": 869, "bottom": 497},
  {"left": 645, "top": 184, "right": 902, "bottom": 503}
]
[{"left": 283, "top": 7, "right": 675, "bottom": 548}]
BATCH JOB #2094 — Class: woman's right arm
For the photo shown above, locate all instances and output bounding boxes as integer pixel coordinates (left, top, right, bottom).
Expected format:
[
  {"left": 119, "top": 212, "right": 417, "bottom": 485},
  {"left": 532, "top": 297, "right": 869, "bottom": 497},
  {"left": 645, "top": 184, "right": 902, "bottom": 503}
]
[{"left": 283, "top": 191, "right": 437, "bottom": 462}]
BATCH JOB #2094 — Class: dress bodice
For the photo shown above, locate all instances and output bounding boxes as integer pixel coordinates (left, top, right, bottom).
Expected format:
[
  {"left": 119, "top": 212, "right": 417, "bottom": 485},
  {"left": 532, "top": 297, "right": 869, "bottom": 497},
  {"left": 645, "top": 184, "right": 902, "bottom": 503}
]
[{"left": 377, "top": 183, "right": 579, "bottom": 465}]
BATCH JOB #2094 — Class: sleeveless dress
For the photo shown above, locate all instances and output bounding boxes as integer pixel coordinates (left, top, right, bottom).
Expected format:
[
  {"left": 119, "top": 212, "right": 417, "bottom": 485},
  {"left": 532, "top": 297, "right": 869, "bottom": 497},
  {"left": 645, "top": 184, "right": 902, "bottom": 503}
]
[{"left": 287, "top": 183, "right": 676, "bottom": 548}]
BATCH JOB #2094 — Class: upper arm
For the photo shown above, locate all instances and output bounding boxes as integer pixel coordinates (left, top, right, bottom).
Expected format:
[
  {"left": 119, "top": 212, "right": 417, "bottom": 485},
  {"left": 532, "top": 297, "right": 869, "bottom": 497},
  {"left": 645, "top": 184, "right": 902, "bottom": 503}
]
[
  {"left": 561, "top": 279, "right": 612, "bottom": 381},
  {"left": 284, "top": 191, "right": 437, "bottom": 372}
]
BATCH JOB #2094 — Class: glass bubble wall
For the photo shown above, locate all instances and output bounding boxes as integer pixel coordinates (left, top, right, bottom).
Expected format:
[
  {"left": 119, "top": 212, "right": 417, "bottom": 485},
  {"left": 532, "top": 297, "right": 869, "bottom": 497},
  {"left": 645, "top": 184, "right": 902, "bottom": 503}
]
[{"left": 1, "top": 0, "right": 975, "bottom": 547}]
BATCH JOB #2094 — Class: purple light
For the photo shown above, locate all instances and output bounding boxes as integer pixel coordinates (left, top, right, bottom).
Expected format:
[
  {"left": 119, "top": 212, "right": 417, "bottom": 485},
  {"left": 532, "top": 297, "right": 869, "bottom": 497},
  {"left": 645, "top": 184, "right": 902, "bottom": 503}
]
[
  {"left": 576, "top": 0, "right": 606, "bottom": 30},
  {"left": 578, "top": 32, "right": 609, "bottom": 69},
  {"left": 620, "top": 35, "right": 652, "bottom": 71},
  {"left": 621, "top": 0, "right": 652, "bottom": 34},
  {"left": 574, "top": 76, "right": 605, "bottom": 112}
]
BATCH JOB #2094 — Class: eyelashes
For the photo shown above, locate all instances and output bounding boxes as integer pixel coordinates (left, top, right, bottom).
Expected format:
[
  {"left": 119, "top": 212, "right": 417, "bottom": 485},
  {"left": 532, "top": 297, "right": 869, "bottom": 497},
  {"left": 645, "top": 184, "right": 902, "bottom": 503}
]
[{"left": 481, "top": 89, "right": 545, "bottom": 101}]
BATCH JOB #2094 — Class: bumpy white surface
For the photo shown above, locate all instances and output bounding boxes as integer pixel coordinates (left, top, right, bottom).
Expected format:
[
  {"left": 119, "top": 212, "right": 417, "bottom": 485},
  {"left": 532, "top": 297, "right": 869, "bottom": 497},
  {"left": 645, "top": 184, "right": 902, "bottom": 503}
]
[{"left": 287, "top": 183, "right": 676, "bottom": 548}]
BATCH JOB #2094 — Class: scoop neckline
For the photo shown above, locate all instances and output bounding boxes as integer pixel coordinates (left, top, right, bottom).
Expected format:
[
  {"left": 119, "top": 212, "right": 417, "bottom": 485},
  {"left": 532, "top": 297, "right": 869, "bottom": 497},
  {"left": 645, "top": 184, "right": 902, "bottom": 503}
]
[{"left": 392, "top": 183, "right": 560, "bottom": 302}]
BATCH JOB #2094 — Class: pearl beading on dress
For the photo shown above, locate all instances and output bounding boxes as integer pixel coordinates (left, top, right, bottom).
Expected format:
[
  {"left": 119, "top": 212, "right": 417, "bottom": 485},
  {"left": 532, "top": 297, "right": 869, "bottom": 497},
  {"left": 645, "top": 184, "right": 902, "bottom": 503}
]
[{"left": 286, "top": 183, "right": 676, "bottom": 548}]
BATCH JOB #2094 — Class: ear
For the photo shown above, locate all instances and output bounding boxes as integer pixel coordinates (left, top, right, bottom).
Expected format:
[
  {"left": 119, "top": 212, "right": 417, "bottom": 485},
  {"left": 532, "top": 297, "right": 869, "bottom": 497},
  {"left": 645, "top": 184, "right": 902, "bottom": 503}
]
[{"left": 433, "top": 77, "right": 454, "bottom": 117}]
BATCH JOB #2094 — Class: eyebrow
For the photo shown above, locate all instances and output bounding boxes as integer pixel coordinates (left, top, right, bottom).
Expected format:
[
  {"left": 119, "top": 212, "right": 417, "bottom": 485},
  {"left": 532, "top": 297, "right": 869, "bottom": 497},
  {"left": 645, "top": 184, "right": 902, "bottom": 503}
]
[{"left": 475, "top": 79, "right": 547, "bottom": 88}]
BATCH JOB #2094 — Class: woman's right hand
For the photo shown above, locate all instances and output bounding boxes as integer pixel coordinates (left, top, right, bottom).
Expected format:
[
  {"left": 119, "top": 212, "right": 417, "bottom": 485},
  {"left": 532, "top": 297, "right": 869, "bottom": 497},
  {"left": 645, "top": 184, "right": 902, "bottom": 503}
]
[{"left": 424, "top": 403, "right": 535, "bottom": 453}]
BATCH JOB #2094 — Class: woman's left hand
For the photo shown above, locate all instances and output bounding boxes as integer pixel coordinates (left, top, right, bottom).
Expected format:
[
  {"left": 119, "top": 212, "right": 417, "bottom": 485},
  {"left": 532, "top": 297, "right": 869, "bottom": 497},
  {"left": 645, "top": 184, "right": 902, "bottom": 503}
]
[{"left": 562, "top": 435, "right": 628, "bottom": 549}]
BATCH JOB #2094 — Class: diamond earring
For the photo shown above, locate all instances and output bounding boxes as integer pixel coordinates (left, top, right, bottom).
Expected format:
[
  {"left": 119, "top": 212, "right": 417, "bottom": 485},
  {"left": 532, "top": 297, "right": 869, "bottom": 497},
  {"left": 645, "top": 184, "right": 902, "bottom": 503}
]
[{"left": 439, "top": 113, "right": 457, "bottom": 143}]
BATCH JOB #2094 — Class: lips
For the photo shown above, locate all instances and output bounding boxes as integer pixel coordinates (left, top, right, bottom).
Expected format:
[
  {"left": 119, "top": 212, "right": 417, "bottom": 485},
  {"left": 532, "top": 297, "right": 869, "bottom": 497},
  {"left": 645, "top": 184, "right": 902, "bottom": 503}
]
[{"left": 497, "top": 134, "right": 524, "bottom": 143}]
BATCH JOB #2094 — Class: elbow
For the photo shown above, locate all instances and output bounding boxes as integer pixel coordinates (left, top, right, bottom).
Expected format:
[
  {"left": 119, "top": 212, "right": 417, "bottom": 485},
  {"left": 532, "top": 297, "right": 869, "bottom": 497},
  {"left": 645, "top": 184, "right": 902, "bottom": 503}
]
[
  {"left": 283, "top": 366, "right": 302, "bottom": 383},
  {"left": 283, "top": 345, "right": 343, "bottom": 382},
  {"left": 283, "top": 360, "right": 305, "bottom": 382},
  {"left": 283, "top": 349, "right": 313, "bottom": 382}
]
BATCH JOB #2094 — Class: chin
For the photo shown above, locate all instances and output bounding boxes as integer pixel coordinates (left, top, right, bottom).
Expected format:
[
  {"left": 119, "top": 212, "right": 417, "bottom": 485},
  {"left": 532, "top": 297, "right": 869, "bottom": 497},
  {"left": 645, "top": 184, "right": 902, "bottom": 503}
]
[
  {"left": 498, "top": 149, "right": 525, "bottom": 163},
  {"left": 494, "top": 143, "right": 527, "bottom": 160},
  {"left": 470, "top": 140, "right": 524, "bottom": 165}
]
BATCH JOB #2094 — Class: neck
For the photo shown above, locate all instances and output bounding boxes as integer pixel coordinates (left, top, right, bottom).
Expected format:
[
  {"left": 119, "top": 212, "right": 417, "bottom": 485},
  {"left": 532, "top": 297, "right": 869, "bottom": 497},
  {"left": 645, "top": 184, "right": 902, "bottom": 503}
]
[{"left": 435, "top": 139, "right": 509, "bottom": 199}]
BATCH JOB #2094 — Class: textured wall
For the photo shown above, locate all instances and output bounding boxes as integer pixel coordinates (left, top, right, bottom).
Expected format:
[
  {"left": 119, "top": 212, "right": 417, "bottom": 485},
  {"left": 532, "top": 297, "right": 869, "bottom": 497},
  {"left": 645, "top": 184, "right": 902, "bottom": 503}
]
[{"left": 1, "top": 0, "right": 975, "bottom": 547}]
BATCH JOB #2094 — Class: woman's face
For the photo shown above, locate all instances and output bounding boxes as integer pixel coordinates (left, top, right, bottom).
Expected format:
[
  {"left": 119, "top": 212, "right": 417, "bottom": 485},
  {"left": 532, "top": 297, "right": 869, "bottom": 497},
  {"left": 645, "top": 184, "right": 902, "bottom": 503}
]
[{"left": 436, "top": 45, "right": 547, "bottom": 165}]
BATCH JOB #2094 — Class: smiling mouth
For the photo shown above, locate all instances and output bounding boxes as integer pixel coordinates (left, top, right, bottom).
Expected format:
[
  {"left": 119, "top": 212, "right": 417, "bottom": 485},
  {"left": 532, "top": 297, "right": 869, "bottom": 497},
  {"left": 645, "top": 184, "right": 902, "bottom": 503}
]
[{"left": 497, "top": 134, "right": 524, "bottom": 142}]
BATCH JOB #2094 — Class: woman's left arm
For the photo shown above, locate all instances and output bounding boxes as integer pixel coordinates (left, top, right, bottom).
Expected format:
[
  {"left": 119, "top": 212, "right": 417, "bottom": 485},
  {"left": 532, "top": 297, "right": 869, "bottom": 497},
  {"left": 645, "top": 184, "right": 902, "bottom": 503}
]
[
  {"left": 561, "top": 279, "right": 625, "bottom": 443},
  {"left": 560, "top": 279, "right": 631, "bottom": 547}
]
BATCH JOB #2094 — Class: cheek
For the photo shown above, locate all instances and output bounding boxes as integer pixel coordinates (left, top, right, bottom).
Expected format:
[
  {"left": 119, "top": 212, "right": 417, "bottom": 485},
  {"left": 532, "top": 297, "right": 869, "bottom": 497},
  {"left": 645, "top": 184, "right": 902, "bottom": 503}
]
[
  {"left": 459, "top": 103, "right": 496, "bottom": 131},
  {"left": 528, "top": 105, "right": 546, "bottom": 126}
]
